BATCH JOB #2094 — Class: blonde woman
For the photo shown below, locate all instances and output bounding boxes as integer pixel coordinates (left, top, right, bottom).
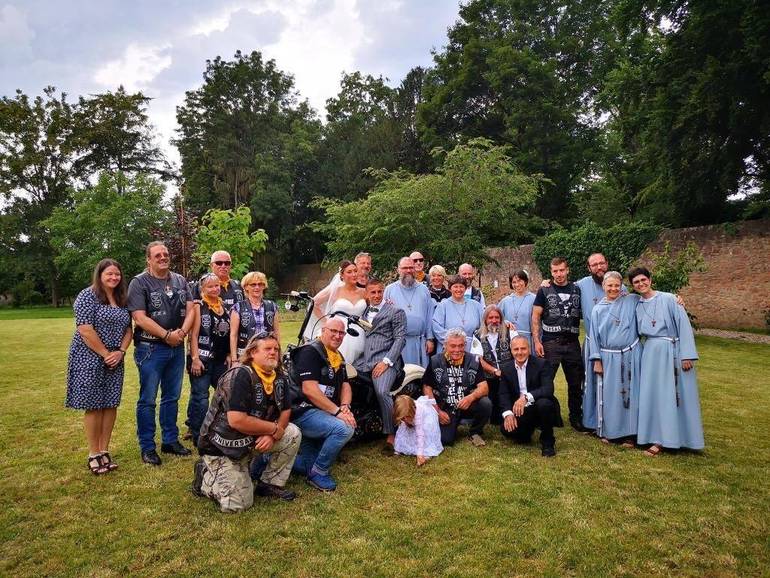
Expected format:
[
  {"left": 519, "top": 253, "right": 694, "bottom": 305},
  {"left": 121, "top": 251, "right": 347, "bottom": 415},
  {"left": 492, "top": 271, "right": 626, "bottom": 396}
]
[{"left": 230, "top": 272, "right": 280, "bottom": 360}]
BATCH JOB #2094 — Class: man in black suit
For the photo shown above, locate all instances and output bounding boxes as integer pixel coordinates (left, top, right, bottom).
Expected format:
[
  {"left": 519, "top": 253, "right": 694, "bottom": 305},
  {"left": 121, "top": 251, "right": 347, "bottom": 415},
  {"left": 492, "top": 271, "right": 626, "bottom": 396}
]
[
  {"left": 499, "top": 335, "right": 562, "bottom": 457},
  {"left": 354, "top": 278, "right": 407, "bottom": 451}
]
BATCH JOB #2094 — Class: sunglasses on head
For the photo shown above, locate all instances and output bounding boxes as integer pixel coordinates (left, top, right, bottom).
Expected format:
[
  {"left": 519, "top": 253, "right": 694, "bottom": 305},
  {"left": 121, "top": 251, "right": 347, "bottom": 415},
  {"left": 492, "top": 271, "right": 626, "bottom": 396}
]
[
  {"left": 213, "top": 260, "right": 231, "bottom": 266},
  {"left": 247, "top": 331, "right": 277, "bottom": 346}
]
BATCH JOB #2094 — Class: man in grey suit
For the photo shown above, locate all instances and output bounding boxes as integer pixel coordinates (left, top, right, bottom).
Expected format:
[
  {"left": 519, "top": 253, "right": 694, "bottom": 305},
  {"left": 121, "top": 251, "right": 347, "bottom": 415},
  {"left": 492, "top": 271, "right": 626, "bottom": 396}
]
[{"left": 354, "top": 278, "right": 407, "bottom": 451}]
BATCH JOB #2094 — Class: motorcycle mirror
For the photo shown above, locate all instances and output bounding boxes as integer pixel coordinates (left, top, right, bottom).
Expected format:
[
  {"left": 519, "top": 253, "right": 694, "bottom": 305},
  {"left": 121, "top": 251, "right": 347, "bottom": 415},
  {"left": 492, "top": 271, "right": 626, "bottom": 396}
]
[
  {"left": 284, "top": 300, "right": 293, "bottom": 311},
  {"left": 347, "top": 327, "right": 360, "bottom": 337}
]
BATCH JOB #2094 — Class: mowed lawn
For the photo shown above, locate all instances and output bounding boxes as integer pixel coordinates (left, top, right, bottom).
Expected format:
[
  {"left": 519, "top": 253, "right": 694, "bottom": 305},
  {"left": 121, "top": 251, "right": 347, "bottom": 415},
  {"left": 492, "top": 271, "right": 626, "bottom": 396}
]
[{"left": 0, "top": 312, "right": 768, "bottom": 577}]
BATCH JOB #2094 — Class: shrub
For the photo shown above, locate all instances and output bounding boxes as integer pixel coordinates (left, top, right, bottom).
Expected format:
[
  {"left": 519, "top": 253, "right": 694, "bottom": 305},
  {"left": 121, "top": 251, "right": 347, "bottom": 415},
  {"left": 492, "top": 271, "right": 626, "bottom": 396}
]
[
  {"left": 643, "top": 241, "right": 706, "bottom": 294},
  {"left": 533, "top": 222, "right": 661, "bottom": 280}
]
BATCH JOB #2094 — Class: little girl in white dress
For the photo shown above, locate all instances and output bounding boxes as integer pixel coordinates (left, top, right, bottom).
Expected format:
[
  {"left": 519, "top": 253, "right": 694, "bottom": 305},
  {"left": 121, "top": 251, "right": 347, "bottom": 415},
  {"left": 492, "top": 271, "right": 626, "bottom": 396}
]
[{"left": 393, "top": 395, "right": 443, "bottom": 466}]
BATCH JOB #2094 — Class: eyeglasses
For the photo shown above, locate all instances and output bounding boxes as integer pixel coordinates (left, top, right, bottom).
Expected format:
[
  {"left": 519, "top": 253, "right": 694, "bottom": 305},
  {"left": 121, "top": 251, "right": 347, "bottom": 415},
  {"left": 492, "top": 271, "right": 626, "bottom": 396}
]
[
  {"left": 245, "top": 282, "right": 266, "bottom": 288},
  {"left": 324, "top": 328, "right": 346, "bottom": 336},
  {"left": 213, "top": 261, "right": 232, "bottom": 266}
]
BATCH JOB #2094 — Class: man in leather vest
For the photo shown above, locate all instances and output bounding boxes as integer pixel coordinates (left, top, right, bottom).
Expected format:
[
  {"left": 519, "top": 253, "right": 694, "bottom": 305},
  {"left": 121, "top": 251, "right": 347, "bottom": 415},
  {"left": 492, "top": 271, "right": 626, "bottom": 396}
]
[
  {"left": 193, "top": 332, "right": 301, "bottom": 512},
  {"left": 475, "top": 305, "right": 514, "bottom": 425},
  {"left": 127, "top": 241, "right": 194, "bottom": 465},
  {"left": 423, "top": 328, "right": 491, "bottom": 447},
  {"left": 531, "top": 256, "right": 586, "bottom": 432},
  {"left": 191, "top": 250, "right": 244, "bottom": 311},
  {"left": 459, "top": 263, "right": 486, "bottom": 307}
]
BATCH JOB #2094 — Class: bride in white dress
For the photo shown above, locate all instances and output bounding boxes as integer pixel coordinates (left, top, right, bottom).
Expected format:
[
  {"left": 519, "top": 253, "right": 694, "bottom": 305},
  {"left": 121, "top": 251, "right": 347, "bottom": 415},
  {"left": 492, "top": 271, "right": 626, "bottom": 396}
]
[{"left": 304, "top": 260, "right": 367, "bottom": 364}]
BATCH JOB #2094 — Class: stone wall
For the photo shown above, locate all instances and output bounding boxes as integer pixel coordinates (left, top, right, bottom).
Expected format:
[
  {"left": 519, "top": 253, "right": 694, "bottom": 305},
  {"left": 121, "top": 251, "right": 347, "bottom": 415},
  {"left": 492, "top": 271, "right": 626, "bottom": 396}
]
[{"left": 478, "top": 219, "right": 770, "bottom": 331}]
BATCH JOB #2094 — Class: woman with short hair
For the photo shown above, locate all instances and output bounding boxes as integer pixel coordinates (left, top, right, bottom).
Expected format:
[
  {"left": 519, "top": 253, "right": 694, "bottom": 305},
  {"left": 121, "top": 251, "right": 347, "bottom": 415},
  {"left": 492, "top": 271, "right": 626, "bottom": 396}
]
[
  {"left": 230, "top": 271, "right": 280, "bottom": 360},
  {"left": 427, "top": 265, "right": 451, "bottom": 302},
  {"left": 431, "top": 275, "right": 484, "bottom": 352},
  {"left": 187, "top": 273, "right": 232, "bottom": 445},
  {"left": 587, "top": 271, "right": 641, "bottom": 444},
  {"left": 628, "top": 267, "right": 704, "bottom": 456},
  {"left": 66, "top": 258, "right": 133, "bottom": 474},
  {"left": 498, "top": 270, "right": 537, "bottom": 350}
]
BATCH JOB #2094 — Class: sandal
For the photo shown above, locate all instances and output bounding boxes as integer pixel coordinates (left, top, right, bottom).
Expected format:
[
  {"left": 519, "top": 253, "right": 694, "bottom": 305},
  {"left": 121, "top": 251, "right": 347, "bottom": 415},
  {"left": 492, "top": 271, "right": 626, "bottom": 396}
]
[
  {"left": 644, "top": 444, "right": 662, "bottom": 457},
  {"left": 100, "top": 452, "right": 118, "bottom": 471},
  {"left": 87, "top": 455, "right": 110, "bottom": 475},
  {"left": 621, "top": 439, "right": 635, "bottom": 449}
]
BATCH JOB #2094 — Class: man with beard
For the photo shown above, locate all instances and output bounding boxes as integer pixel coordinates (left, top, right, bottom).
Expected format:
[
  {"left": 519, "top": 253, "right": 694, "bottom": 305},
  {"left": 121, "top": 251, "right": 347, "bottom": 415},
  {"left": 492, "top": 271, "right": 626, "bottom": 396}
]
[
  {"left": 384, "top": 257, "right": 436, "bottom": 367},
  {"left": 475, "top": 305, "right": 515, "bottom": 424},
  {"left": 458, "top": 263, "right": 486, "bottom": 307},
  {"left": 193, "top": 333, "right": 301, "bottom": 512},
  {"left": 410, "top": 251, "right": 428, "bottom": 285},
  {"left": 354, "top": 252, "right": 372, "bottom": 289}
]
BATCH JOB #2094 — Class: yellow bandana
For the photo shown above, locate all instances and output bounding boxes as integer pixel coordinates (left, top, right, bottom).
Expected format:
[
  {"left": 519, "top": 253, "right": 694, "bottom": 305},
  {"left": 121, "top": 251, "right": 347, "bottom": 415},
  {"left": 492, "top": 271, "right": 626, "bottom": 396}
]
[
  {"left": 445, "top": 352, "right": 464, "bottom": 367},
  {"left": 219, "top": 277, "right": 231, "bottom": 289},
  {"left": 252, "top": 364, "right": 276, "bottom": 395},
  {"left": 415, "top": 271, "right": 426, "bottom": 283},
  {"left": 324, "top": 345, "right": 343, "bottom": 371},
  {"left": 202, "top": 294, "right": 224, "bottom": 316}
]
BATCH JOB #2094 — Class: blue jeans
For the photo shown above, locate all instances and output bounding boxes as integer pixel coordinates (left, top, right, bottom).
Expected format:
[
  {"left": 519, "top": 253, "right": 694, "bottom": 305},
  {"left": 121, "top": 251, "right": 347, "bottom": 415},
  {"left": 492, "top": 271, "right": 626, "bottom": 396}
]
[
  {"left": 134, "top": 341, "right": 185, "bottom": 452},
  {"left": 186, "top": 361, "right": 227, "bottom": 444},
  {"left": 292, "top": 408, "right": 354, "bottom": 476}
]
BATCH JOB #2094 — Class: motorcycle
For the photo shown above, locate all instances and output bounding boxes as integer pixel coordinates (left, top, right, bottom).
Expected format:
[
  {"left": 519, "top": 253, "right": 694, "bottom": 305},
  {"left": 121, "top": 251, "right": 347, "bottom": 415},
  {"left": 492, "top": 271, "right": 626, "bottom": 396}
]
[{"left": 282, "top": 290, "right": 425, "bottom": 441}]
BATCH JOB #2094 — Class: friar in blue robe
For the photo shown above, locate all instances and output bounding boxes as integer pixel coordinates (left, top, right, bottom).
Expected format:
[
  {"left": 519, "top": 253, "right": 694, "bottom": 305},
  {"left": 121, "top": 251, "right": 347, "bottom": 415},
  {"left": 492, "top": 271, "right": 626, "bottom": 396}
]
[
  {"left": 384, "top": 261, "right": 435, "bottom": 367},
  {"left": 631, "top": 269, "right": 704, "bottom": 452},
  {"left": 588, "top": 290, "right": 642, "bottom": 441},
  {"left": 432, "top": 296, "right": 484, "bottom": 353}
]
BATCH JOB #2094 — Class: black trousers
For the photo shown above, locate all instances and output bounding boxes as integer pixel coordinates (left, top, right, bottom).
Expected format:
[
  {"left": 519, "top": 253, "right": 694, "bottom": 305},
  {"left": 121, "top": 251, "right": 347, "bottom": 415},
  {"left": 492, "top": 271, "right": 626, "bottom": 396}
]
[
  {"left": 486, "top": 377, "right": 503, "bottom": 425},
  {"left": 440, "top": 397, "right": 492, "bottom": 446},
  {"left": 543, "top": 338, "right": 584, "bottom": 421},
  {"left": 500, "top": 397, "right": 556, "bottom": 446}
]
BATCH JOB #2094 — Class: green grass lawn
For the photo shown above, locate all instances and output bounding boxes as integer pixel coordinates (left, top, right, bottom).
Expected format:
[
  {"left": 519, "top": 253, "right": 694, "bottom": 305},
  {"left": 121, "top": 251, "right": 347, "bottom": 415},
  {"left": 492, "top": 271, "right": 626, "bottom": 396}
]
[{"left": 0, "top": 313, "right": 768, "bottom": 577}]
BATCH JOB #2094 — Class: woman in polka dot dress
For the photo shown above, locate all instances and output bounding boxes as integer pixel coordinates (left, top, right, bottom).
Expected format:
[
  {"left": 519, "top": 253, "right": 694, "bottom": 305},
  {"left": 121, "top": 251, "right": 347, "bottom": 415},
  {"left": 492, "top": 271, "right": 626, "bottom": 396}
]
[{"left": 66, "top": 259, "right": 133, "bottom": 474}]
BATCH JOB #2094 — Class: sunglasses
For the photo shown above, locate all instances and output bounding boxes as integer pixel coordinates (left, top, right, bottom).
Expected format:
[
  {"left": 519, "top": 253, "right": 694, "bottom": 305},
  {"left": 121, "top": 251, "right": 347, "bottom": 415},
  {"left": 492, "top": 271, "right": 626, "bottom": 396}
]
[
  {"left": 413, "top": 258, "right": 424, "bottom": 262},
  {"left": 246, "top": 331, "right": 277, "bottom": 346},
  {"left": 213, "top": 261, "right": 232, "bottom": 266}
]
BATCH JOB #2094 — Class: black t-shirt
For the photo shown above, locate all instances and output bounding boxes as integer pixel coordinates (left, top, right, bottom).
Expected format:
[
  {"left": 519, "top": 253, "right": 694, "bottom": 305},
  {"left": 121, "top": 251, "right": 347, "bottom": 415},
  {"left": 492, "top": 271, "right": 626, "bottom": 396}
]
[
  {"left": 191, "top": 279, "right": 244, "bottom": 312},
  {"left": 127, "top": 271, "right": 192, "bottom": 344},
  {"left": 291, "top": 344, "right": 347, "bottom": 416},
  {"left": 533, "top": 282, "right": 580, "bottom": 342},
  {"left": 228, "top": 367, "right": 291, "bottom": 421},
  {"left": 423, "top": 356, "right": 485, "bottom": 411}
]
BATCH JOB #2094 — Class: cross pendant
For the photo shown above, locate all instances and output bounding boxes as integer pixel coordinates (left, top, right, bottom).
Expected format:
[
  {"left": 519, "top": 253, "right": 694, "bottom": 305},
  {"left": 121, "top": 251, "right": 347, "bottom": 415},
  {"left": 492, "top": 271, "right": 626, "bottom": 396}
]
[
  {"left": 407, "top": 305, "right": 412, "bottom": 310},
  {"left": 651, "top": 320, "right": 656, "bottom": 327},
  {"left": 614, "top": 319, "right": 620, "bottom": 326}
]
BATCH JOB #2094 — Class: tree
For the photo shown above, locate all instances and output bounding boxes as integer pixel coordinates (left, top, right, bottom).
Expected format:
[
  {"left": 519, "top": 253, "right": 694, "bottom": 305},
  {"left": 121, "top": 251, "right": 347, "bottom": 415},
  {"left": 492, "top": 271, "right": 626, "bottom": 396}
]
[
  {"left": 44, "top": 172, "right": 171, "bottom": 288},
  {"left": 193, "top": 206, "right": 268, "bottom": 280},
  {"left": 418, "top": 0, "right": 614, "bottom": 221},
  {"left": 314, "top": 139, "right": 546, "bottom": 272},
  {"left": 174, "top": 50, "right": 322, "bottom": 265}
]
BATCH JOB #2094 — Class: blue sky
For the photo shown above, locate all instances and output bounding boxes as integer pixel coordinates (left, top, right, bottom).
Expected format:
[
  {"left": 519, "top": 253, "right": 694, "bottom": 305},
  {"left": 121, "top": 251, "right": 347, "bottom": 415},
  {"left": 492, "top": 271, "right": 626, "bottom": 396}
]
[{"left": 0, "top": 0, "right": 461, "bottom": 165}]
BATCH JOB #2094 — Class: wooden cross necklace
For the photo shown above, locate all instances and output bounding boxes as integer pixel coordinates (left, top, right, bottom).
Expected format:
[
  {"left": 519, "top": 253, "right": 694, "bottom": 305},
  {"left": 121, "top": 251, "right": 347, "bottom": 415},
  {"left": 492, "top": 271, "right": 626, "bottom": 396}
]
[{"left": 640, "top": 296, "right": 659, "bottom": 327}]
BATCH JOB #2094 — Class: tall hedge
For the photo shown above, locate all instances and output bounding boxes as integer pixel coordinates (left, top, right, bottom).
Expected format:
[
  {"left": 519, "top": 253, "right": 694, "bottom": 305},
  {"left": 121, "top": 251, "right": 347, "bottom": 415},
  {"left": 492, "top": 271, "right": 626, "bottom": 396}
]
[{"left": 533, "top": 223, "right": 661, "bottom": 280}]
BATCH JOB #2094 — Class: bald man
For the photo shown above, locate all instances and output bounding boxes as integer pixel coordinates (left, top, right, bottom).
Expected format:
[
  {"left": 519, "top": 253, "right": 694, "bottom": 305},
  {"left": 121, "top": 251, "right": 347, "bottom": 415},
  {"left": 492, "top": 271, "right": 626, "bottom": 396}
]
[{"left": 459, "top": 263, "right": 485, "bottom": 307}]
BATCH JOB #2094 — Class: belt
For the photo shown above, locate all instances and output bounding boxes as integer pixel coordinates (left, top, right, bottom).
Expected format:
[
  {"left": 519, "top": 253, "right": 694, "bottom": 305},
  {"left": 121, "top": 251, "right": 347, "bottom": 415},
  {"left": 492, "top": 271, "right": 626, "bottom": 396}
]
[
  {"left": 516, "top": 330, "right": 532, "bottom": 335},
  {"left": 600, "top": 338, "right": 640, "bottom": 354},
  {"left": 647, "top": 336, "right": 678, "bottom": 343}
]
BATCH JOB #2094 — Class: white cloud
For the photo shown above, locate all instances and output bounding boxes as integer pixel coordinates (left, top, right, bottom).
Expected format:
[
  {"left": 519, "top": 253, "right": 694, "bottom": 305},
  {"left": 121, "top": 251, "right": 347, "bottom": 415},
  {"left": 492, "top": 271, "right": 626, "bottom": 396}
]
[{"left": 94, "top": 43, "right": 172, "bottom": 92}]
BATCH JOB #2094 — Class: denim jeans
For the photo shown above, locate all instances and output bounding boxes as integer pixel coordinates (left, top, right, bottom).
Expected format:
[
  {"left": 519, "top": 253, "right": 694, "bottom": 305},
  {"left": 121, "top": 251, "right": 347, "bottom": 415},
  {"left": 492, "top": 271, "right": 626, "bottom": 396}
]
[
  {"left": 291, "top": 408, "right": 354, "bottom": 476},
  {"left": 134, "top": 341, "right": 185, "bottom": 452},
  {"left": 186, "top": 361, "right": 227, "bottom": 444}
]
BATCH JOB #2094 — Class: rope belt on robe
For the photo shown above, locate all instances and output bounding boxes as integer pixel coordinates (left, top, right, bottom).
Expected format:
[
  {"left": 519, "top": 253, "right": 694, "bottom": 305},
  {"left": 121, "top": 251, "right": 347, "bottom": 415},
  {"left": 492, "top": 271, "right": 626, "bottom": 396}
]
[
  {"left": 600, "top": 338, "right": 640, "bottom": 409},
  {"left": 646, "top": 336, "right": 680, "bottom": 406}
]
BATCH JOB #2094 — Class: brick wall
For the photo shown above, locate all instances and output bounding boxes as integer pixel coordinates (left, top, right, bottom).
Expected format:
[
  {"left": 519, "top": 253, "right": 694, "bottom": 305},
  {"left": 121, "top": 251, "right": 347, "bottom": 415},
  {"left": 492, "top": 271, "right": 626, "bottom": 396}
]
[
  {"left": 277, "top": 220, "right": 770, "bottom": 330},
  {"left": 478, "top": 220, "right": 770, "bottom": 331}
]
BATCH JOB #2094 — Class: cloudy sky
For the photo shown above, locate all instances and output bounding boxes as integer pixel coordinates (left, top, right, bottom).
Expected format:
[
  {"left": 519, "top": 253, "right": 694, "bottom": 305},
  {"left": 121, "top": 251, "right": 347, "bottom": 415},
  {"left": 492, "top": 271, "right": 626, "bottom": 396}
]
[{"left": 0, "top": 0, "right": 461, "bottom": 166}]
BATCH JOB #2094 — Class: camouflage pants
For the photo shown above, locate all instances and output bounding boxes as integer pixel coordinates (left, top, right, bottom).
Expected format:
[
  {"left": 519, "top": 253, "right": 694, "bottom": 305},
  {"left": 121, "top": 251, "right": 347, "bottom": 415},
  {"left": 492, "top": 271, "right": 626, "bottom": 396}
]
[{"left": 201, "top": 423, "right": 301, "bottom": 513}]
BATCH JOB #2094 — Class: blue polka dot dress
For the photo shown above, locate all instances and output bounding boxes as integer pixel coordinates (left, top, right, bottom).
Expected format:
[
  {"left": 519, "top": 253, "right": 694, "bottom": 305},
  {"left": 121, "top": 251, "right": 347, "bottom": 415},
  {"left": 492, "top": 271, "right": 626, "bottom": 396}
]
[{"left": 66, "top": 287, "right": 132, "bottom": 410}]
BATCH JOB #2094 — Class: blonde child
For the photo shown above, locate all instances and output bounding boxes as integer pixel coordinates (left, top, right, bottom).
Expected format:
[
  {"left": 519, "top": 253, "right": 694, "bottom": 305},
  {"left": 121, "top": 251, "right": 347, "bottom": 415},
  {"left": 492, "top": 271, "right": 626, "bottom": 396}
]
[{"left": 393, "top": 395, "right": 443, "bottom": 466}]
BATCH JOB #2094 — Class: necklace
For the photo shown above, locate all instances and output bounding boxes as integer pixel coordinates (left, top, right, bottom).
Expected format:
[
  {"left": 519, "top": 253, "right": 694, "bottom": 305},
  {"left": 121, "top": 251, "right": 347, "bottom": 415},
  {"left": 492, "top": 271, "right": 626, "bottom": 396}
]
[
  {"left": 607, "top": 295, "right": 623, "bottom": 326},
  {"left": 450, "top": 299, "right": 468, "bottom": 325},
  {"left": 510, "top": 292, "right": 528, "bottom": 322},
  {"left": 591, "top": 280, "right": 603, "bottom": 305},
  {"left": 640, "top": 295, "right": 658, "bottom": 327},
  {"left": 398, "top": 283, "right": 417, "bottom": 311}
]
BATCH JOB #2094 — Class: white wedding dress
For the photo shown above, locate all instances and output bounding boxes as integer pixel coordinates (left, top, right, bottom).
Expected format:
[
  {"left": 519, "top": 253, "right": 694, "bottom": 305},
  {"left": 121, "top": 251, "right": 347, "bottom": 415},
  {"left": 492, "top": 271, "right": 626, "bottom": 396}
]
[{"left": 328, "top": 298, "right": 367, "bottom": 364}]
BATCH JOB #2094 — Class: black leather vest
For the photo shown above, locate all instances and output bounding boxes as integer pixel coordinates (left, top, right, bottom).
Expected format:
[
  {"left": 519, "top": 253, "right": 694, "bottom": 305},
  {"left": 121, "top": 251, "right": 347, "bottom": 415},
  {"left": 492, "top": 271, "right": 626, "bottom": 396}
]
[{"left": 236, "top": 299, "right": 277, "bottom": 355}]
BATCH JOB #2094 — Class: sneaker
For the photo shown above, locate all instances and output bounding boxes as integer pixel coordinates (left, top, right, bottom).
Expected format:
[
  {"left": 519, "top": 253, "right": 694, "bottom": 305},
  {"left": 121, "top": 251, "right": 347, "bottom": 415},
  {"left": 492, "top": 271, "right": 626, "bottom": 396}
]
[
  {"left": 306, "top": 471, "right": 337, "bottom": 492},
  {"left": 469, "top": 434, "right": 486, "bottom": 447},
  {"left": 191, "top": 459, "right": 206, "bottom": 497},
  {"left": 255, "top": 482, "right": 296, "bottom": 501},
  {"left": 161, "top": 441, "right": 192, "bottom": 456}
]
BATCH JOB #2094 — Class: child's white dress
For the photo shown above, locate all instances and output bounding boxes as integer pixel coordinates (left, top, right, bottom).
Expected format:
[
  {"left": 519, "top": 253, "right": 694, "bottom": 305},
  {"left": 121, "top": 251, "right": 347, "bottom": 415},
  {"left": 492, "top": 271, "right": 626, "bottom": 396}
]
[{"left": 394, "top": 396, "right": 444, "bottom": 457}]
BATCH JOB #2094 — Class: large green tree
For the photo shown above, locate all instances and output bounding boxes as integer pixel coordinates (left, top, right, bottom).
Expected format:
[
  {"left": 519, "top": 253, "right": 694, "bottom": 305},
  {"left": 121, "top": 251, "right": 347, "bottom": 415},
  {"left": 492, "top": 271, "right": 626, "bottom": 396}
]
[
  {"left": 315, "top": 139, "right": 546, "bottom": 272},
  {"left": 174, "top": 51, "right": 322, "bottom": 265},
  {"left": 418, "top": 0, "right": 614, "bottom": 221}
]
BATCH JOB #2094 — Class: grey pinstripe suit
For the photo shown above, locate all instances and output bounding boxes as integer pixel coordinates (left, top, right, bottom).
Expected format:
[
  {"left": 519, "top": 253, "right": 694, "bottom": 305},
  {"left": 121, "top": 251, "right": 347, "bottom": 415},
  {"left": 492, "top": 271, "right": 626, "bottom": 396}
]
[{"left": 354, "top": 303, "right": 407, "bottom": 434}]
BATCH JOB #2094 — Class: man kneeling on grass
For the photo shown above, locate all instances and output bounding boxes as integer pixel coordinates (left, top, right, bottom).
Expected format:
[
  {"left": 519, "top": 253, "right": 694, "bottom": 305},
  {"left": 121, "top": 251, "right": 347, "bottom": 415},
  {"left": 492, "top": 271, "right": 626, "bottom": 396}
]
[
  {"left": 193, "top": 332, "right": 301, "bottom": 513},
  {"left": 423, "top": 328, "right": 492, "bottom": 447}
]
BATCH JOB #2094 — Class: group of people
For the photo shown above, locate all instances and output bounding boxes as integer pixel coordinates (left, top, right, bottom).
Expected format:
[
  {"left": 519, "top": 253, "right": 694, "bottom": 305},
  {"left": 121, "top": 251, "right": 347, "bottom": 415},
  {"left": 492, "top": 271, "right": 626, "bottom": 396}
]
[{"left": 65, "top": 244, "right": 704, "bottom": 513}]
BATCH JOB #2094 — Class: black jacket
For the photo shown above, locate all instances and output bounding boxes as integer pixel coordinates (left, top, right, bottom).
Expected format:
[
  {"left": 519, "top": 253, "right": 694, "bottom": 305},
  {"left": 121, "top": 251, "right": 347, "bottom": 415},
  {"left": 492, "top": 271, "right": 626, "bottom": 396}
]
[{"left": 498, "top": 356, "right": 562, "bottom": 425}]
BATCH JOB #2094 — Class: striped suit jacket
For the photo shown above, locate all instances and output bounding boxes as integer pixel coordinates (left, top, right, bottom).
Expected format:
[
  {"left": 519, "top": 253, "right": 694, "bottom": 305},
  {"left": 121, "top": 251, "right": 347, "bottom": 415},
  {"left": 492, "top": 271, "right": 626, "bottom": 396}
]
[{"left": 354, "top": 303, "right": 407, "bottom": 373}]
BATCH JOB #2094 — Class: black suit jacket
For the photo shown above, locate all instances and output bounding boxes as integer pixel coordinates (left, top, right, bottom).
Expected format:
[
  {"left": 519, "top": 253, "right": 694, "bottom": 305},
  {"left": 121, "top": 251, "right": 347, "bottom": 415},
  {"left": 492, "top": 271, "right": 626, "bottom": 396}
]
[{"left": 498, "top": 356, "right": 562, "bottom": 423}]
